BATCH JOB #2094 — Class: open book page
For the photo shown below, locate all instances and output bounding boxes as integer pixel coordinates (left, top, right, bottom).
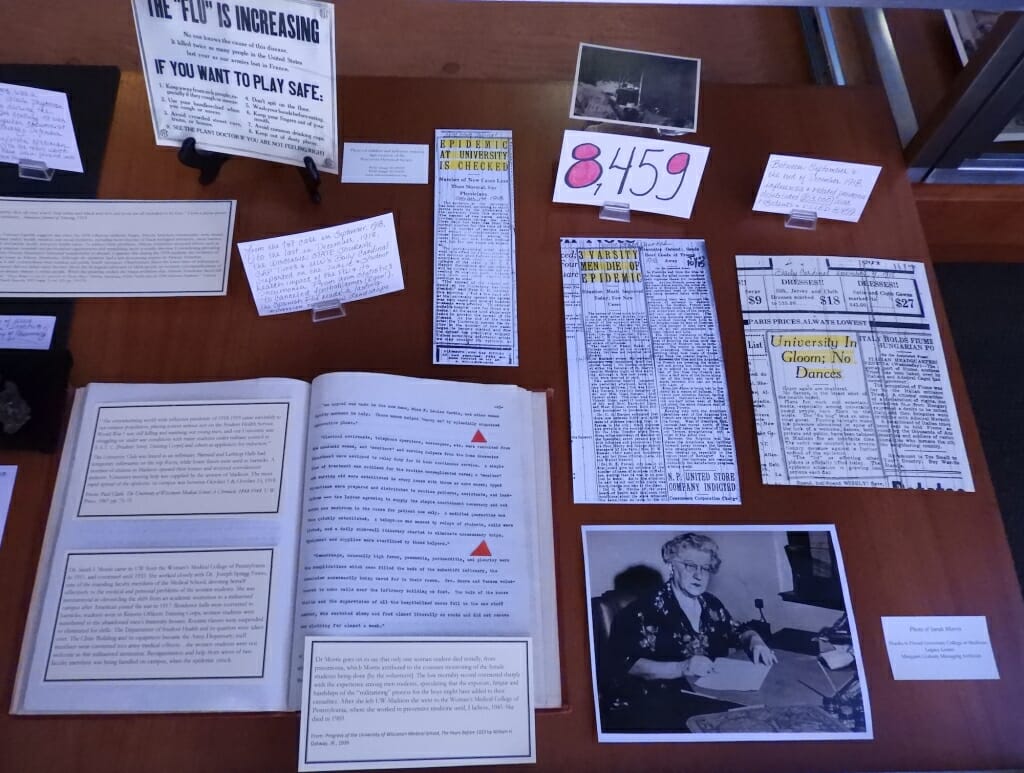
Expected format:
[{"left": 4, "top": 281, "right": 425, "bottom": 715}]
[
  {"left": 13, "top": 379, "right": 310, "bottom": 714},
  {"left": 289, "top": 372, "right": 560, "bottom": 708}
]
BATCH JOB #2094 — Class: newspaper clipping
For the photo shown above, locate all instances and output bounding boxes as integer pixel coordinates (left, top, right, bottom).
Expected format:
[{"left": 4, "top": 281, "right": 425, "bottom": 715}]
[
  {"left": 132, "top": 0, "right": 338, "bottom": 172},
  {"left": 737, "top": 255, "right": 973, "bottom": 491},
  {"left": 562, "top": 238, "right": 739, "bottom": 504},
  {"left": 433, "top": 129, "right": 519, "bottom": 367}
]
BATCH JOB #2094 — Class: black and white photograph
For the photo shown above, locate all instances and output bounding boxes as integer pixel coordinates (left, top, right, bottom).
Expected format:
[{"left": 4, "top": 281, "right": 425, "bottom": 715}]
[
  {"left": 583, "top": 524, "right": 872, "bottom": 742},
  {"left": 570, "top": 43, "right": 700, "bottom": 133}
]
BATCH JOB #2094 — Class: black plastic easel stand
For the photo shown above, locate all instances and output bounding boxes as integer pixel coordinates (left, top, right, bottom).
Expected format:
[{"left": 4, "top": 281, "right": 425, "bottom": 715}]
[
  {"left": 177, "top": 138, "right": 232, "bottom": 186},
  {"left": 299, "top": 156, "right": 321, "bottom": 204},
  {"left": 177, "top": 139, "right": 321, "bottom": 204}
]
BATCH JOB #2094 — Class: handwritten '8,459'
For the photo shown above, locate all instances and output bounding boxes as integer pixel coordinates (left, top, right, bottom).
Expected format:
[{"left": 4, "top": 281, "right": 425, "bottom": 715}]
[{"left": 565, "top": 142, "right": 690, "bottom": 201}]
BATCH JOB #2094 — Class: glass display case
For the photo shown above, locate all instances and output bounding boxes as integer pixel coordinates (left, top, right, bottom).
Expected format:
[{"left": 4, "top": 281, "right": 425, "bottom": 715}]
[{"left": 839, "top": 8, "right": 1024, "bottom": 182}]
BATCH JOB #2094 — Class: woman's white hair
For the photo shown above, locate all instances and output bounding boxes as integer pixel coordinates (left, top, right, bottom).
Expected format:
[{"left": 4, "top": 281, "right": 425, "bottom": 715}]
[{"left": 661, "top": 532, "right": 721, "bottom": 573}]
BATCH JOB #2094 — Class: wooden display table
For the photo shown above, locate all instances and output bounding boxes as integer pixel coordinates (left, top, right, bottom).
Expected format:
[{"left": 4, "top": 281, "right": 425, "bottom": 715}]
[{"left": 1, "top": 73, "right": 1022, "bottom": 772}]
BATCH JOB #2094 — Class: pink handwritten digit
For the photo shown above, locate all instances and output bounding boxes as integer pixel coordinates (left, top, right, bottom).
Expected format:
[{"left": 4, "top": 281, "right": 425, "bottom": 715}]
[{"left": 565, "top": 143, "right": 603, "bottom": 188}]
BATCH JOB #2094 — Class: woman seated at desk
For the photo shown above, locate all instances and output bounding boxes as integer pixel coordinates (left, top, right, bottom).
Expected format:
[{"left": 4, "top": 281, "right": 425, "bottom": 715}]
[{"left": 602, "top": 532, "right": 777, "bottom": 730}]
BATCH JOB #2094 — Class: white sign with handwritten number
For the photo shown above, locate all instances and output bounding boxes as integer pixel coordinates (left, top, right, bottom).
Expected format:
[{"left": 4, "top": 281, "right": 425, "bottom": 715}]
[
  {"left": 553, "top": 130, "right": 709, "bottom": 219},
  {"left": 753, "top": 154, "right": 881, "bottom": 223},
  {"left": 238, "top": 213, "right": 403, "bottom": 316}
]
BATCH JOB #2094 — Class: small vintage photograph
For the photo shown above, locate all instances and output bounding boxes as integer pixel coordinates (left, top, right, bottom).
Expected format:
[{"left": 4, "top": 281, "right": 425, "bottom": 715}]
[
  {"left": 582, "top": 524, "right": 872, "bottom": 742},
  {"left": 570, "top": 43, "right": 700, "bottom": 132}
]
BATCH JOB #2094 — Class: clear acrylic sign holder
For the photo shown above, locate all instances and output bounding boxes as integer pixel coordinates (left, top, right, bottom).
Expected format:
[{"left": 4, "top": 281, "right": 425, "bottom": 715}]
[
  {"left": 599, "top": 201, "right": 631, "bottom": 223},
  {"left": 311, "top": 299, "right": 346, "bottom": 323},
  {"left": 18, "top": 158, "right": 55, "bottom": 182},
  {"left": 785, "top": 209, "right": 818, "bottom": 230}
]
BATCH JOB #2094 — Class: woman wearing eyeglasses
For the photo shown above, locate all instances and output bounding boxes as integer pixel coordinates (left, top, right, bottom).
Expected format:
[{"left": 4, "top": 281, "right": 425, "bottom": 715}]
[{"left": 601, "top": 532, "right": 776, "bottom": 729}]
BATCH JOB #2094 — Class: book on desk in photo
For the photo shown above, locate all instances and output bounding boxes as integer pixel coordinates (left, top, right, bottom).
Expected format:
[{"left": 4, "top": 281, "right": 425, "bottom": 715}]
[{"left": 12, "top": 372, "right": 561, "bottom": 714}]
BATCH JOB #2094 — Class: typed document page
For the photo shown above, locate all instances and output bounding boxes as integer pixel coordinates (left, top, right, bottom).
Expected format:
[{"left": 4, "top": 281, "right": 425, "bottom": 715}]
[
  {"left": 0, "top": 198, "right": 236, "bottom": 297},
  {"left": 290, "top": 372, "right": 559, "bottom": 708},
  {"left": 561, "top": 238, "right": 740, "bottom": 504},
  {"left": 432, "top": 129, "right": 519, "bottom": 367},
  {"left": 737, "top": 255, "right": 973, "bottom": 491},
  {"left": 16, "top": 378, "right": 310, "bottom": 714}
]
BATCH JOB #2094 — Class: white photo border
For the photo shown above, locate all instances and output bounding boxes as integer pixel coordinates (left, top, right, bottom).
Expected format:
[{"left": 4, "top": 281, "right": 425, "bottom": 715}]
[
  {"left": 581, "top": 523, "right": 873, "bottom": 743},
  {"left": 569, "top": 42, "right": 701, "bottom": 134}
]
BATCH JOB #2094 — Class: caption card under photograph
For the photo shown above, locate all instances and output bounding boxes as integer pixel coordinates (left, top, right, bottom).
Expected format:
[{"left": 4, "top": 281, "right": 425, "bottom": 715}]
[
  {"left": 752, "top": 155, "right": 881, "bottom": 223},
  {"left": 0, "top": 82, "right": 82, "bottom": 173},
  {"left": 0, "top": 316, "right": 56, "bottom": 350},
  {"left": 299, "top": 637, "right": 535, "bottom": 771},
  {"left": 582, "top": 524, "right": 872, "bottom": 742},
  {"left": 570, "top": 43, "right": 700, "bottom": 133},
  {"left": 0, "top": 466, "right": 15, "bottom": 550},
  {"left": 553, "top": 130, "right": 709, "bottom": 219},
  {"left": 882, "top": 616, "right": 999, "bottom": 680}
]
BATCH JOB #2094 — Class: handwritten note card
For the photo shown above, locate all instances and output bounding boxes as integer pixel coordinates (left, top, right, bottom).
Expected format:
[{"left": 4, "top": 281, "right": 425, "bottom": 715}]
[
  {"left": 299, "top": 637, "right": 535, "bottom": 771},
  {"left": 0, "top": 83, "right": 82, "bottom": 173},
  {"left": 553, "top": 129, "right": 709, "bottom": 219},
  {"left": 342, "top": 143, "right": 429, "bottom": 184},
  {"left": 753, "top": 154, "right": 881, "bottom": 222},
  {"left": 0, "top": 316, "right": 56, "bottom": 350},
  {"left": 882, "top": 616, "right": 1000, "bottom": 680},
  {"left": 238, "top": 213, "right": 403, "bottom": 316}
]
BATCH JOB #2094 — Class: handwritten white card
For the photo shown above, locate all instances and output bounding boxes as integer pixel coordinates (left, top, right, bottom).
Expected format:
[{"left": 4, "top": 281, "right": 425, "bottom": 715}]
[
  {"left": 0, "top": 315, "right": 56, "bottom": 350},
  {"left": 882, "top": 616, "right": 1000, "bottom": 680},
  {"left": 238, "top": 213, "right": 403, "bottom": 316},
  {"left": 753, "top": 154, "right": 881, "bottom": 222},
  {"left": 342, "top": 143, "right": 429, "bottom": 184},
  {"left": 0, "top": 466, "right": 15, "bottom": 550},
  {"left": 0, "top": 83, "right": 82, "bottom": 173},
  {"left": 554, "top": 130, "right": 709, "bottom": 219},
  {"left": 299, "top": 637, "right": 535, "bottom": 771}
]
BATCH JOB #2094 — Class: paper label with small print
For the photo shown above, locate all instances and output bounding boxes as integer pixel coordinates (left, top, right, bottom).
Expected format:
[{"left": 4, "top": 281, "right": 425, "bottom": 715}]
[
  {"left": 753, "top": 154, "right": 881, "bottom": 222},
  {"left": 342, "top": 143, "right": 429, "bottom": 184},
  {"left": 881, "top": 616, "right": 999, "bottom": 680}
]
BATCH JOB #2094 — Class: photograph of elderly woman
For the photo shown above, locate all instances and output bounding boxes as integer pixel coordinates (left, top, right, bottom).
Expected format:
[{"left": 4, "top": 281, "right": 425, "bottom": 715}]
[{"left": 583, "top": 525, "right": 872, "bottom": 742}]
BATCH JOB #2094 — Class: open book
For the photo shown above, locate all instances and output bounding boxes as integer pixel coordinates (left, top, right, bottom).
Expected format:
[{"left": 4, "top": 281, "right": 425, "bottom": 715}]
[{"left": 12, "top": 373, "right": 560, "bottom": 713}]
